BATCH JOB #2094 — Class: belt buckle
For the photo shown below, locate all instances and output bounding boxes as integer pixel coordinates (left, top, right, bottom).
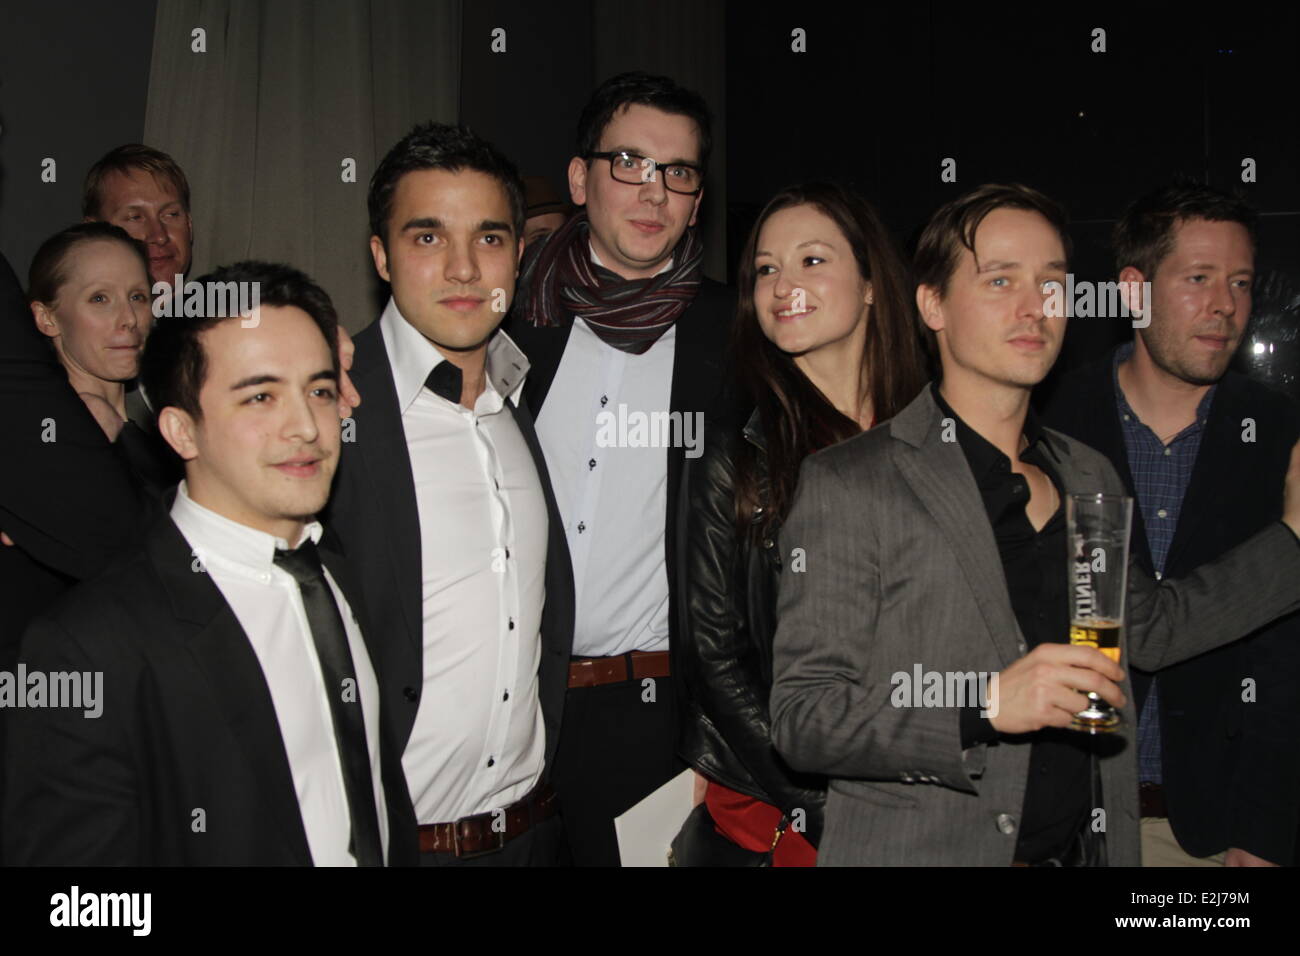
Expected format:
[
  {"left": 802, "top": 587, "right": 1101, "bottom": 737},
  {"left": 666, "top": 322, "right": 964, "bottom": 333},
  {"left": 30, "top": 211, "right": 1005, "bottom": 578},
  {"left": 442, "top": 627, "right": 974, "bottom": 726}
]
[{"left": 451, "top": 816, "right": 507, "bottom": 860}]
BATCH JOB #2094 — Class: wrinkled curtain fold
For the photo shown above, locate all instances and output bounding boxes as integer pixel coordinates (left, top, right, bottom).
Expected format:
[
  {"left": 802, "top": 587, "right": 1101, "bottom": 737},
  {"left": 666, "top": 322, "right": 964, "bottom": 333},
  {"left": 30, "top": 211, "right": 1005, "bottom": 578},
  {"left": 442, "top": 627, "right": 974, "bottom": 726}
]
[{"left": 145, "top": 0, "right": 462, "bottom": 331}]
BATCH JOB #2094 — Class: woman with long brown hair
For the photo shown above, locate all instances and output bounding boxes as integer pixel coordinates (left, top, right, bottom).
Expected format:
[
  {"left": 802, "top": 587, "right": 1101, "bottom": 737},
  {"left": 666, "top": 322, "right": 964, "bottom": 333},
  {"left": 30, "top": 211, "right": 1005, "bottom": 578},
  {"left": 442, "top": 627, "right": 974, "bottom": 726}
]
[{"left": 673, "top": 182, "right": 928, "bottom": 865}]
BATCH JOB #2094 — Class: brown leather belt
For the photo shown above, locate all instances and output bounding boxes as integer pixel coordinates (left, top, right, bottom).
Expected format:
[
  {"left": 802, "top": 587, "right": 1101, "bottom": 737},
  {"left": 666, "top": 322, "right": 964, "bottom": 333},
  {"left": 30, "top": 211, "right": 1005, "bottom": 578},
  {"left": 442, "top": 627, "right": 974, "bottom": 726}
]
[
  {"left": 418, "top": 781, "right": 558, "bottom": 857},
  {"left": 1139, "top": 781, "right": 1167, "bottom": 818},
  {"left": 567, "top": 650, "right": 670, "bottom": 688}
]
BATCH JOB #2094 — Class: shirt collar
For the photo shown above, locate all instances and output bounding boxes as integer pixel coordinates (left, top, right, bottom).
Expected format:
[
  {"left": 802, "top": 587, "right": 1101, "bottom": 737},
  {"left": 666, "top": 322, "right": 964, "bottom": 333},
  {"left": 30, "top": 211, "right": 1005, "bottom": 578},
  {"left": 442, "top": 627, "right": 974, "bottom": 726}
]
[
  {"left": 930, "top": 381, "right": 1053, "bottom": 481},
  {"left": 379, "top": 296, "right": 530, "bottom": 413},
  {"left": 1112, "top": 340, "right": 1217, "bottom": 429},
  {"left": 589, "top": 241, "right": 674, "bottom": 277},
  {"left": 170, "top": 479, "right": 321, "bottom": 573}
]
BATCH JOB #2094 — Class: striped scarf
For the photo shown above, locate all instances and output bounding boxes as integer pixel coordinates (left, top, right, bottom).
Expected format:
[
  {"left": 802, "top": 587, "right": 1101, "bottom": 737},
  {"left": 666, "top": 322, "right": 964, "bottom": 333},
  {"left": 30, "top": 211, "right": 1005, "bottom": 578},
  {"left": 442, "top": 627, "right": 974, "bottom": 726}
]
[{"left": 516, "top": 209, "right": 703, "bottom": 354}]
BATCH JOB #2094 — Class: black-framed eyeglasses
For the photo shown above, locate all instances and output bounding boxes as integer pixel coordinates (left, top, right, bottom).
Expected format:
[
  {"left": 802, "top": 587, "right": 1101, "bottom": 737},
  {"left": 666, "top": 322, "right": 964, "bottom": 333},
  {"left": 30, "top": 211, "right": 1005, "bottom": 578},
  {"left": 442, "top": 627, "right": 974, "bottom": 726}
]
[{"left": 586, "top": 151, "right": 703, "bottom": 195}]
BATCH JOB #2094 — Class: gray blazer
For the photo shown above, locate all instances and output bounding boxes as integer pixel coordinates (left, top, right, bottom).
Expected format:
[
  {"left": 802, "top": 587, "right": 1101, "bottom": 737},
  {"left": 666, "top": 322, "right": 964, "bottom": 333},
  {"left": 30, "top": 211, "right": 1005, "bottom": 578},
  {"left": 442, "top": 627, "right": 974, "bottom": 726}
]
[{"left": 769, "top": 386, "right": 1300, "bottom": 866}]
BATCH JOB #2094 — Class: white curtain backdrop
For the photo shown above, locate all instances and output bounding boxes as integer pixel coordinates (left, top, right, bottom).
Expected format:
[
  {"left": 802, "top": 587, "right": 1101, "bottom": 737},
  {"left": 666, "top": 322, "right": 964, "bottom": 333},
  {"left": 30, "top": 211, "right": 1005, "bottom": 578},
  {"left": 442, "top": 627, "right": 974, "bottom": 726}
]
[{"left": 144, "top": 0, "right": 462, "bottom": 331}]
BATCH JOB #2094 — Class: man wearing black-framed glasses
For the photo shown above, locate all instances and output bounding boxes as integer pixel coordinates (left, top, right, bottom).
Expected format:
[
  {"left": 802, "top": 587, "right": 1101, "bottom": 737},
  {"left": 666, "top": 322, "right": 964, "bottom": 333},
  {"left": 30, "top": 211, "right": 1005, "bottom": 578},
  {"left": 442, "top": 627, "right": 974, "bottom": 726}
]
[{"left": 505, "top": 71, "right": 735, "bottom": 866}]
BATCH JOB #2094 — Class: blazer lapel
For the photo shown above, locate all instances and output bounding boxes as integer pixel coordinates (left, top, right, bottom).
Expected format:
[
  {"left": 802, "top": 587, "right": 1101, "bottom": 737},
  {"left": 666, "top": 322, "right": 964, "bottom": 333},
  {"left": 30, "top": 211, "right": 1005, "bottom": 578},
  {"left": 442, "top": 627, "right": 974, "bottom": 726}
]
[
  {"left": 1164, "top": 382, "right": 1238, "bottom": 574},
  {"left": 147, "top": 517, "right": 313, "bottom": 865},
  {"left": 889, "top": 390, "right": 1025, "bottom": 667},
  {"left": 349, "top": 329, "right": 424, "bottom": 656}
]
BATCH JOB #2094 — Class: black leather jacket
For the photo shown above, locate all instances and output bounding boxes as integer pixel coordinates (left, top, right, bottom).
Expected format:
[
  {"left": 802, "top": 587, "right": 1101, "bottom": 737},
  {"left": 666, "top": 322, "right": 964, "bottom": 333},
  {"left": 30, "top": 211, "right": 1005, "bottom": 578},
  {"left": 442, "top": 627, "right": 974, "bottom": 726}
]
[{"left": 676, "top": 406, "right": 826, "bottom": 845}]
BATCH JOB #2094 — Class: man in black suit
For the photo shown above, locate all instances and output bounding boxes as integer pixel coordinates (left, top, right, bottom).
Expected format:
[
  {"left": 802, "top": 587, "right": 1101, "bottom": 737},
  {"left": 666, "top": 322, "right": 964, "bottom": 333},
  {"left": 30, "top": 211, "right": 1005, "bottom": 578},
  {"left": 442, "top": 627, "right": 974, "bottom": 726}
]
[
  {"left": 325, "top": 124, "right": 573, "bottom": 866},
  {"left": 4, "top": 261, "right": 417, "bottom": 865},
  {"left": 1044, "top": 182, "right": 1300, "bottom": 866},
  {"left": 502, "top": 72, "right": 735, "bottom": 865}
]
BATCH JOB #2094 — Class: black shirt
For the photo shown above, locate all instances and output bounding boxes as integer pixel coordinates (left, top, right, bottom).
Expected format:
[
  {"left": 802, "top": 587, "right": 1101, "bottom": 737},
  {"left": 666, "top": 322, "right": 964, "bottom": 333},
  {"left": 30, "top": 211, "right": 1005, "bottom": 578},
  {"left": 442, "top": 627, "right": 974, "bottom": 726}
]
[{"left": 933, "top": 384, "right": 1091, "bottom": 863}]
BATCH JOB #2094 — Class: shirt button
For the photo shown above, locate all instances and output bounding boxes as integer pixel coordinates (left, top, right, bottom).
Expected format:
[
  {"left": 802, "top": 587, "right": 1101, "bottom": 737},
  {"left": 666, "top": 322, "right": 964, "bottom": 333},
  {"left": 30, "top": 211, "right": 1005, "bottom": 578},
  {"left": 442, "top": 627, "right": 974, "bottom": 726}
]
[
  {"left": 588, "top": 458, "right": 597, "bottom": 470},
  {"left": 403, "top": 686, "right": 418, "bottom": 702},
  {"left": 996, "top": 813, "right": 1017, "bottom": 835},
  {"left": 1163, "top": 447, "right": 1172, "bottom": 456},
  {"left": 1155, "top": 571, "right": 1163, "bottom": 581},
  {"left": 1157, "top": 509, "right": 1168, "bottom": 518},
  {"left": 508, "top": 618, "right": 515, "bottom": 631},
  {"left": 487, "top": 757, "right": 495, "bottom": 768},
  {"left": 503, "top": 690, "right": 510, "bottom": 701},
  {"left": 577, "top": 521, "right": 586, "bottom": 533},
  {"left": 600, "top": 395, "right": 608, "bottom": 407},
  {"left": 1123, "top": 414, "right": 1131, "bottom": 422},
  {"left": 505, "top": 548, "right": 510, "bottom": 560}
]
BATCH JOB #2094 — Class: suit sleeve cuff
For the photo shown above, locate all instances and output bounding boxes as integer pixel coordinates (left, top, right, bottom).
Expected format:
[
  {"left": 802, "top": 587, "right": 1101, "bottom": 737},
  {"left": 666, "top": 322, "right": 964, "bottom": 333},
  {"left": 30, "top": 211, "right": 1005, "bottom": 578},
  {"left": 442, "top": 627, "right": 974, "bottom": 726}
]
[{"left": 960, "top": 705, "right": 999, "bottom": 749}]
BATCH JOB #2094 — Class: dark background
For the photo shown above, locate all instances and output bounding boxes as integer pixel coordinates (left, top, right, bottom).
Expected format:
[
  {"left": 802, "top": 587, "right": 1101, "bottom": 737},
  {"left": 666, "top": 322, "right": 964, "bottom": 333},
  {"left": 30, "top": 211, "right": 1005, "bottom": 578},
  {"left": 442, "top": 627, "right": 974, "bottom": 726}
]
[{"left": 3, "top": 1, "right": 1297, "bottom": 392}]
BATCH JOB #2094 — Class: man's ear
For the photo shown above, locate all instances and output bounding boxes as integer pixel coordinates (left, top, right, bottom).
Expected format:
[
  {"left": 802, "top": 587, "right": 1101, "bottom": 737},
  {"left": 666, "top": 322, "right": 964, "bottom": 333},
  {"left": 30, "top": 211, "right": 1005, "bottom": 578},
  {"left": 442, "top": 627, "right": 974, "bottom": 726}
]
[
  {"left": 917, "top": 283, "right": 945, "bottom": 333},
  {"left": 1118, "top": 265, "right": 1148, "bottom": 318},
  {"left": 157, "top": 406, "right": 200, "bottom": 462},
  {"left": 567, "top": 156, "right": 588, "bottom": 207},
  {"left": 369, "top": 235, "right": 391, "bottom": 282},
  {"left": 31, "top": 302, "right": 59, "bottom": 339},
  {"left": 688, "top": 187, "right": 704, "bottom": 229}
]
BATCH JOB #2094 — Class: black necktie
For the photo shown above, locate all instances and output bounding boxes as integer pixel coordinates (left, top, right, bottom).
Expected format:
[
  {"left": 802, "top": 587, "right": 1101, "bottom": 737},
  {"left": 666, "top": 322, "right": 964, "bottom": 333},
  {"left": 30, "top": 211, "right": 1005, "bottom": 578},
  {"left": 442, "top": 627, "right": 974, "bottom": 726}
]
[{"left": 274, "top": 540, "right": 384, "bottom": 866}]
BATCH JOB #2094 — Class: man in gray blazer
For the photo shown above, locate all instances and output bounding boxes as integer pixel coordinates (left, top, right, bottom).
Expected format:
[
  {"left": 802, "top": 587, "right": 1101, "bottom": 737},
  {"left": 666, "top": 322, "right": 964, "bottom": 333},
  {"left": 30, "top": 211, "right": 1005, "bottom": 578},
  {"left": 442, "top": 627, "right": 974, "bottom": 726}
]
[{"left": 769, "top": 183, "right": 1300, "bottom": 866}]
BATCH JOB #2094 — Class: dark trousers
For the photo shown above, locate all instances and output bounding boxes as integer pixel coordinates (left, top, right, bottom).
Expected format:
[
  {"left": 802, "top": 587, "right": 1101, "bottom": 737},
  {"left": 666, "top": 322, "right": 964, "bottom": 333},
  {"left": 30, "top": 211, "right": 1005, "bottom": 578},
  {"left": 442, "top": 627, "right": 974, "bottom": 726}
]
[
  {"left": 550, "top": 671, "right": 684, "bottom": 866},
  {"left": 417, "top": 814, "right": 566, "bottom": 867}
]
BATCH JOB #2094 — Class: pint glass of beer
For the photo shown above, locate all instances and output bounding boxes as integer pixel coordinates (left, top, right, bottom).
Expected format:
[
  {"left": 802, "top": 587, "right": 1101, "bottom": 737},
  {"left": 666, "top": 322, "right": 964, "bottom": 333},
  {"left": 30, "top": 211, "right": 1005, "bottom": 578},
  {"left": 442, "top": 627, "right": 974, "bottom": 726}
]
[{"left": 1066, "top": 494, "right": 1134, "bottom": 733}]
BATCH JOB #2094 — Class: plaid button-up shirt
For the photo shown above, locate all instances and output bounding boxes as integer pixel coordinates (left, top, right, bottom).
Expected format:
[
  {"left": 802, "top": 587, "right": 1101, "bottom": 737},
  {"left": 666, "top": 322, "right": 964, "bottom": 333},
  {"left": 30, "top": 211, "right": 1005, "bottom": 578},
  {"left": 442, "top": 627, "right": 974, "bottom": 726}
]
[{"left": 1112, "top": 342, "right": 1217, "bottom": 784}]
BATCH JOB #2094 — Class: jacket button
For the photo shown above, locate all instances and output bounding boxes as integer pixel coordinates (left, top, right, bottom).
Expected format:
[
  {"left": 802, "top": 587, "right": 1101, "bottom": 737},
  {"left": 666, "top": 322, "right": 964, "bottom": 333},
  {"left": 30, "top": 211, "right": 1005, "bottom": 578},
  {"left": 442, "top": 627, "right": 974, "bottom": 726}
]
[
  {"left": 762, "top": 538, "right": 774, "bottom": 549},
  {"left": 996, "top": 813, "right": 1017, "bottom": 835},
  {"left": 403, "top": 686, "right": 418, "bottom": 703},
  {"left": 1017, "top": 641, "right": 1027, "bottom": 655}
]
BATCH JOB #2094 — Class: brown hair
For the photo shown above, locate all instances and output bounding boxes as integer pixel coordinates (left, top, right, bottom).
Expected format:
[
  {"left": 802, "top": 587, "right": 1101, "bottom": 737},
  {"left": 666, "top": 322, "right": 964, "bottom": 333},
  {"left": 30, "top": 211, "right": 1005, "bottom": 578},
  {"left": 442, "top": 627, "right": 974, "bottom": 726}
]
[
  {"left": 27, "top": 221, "right": 150, "bottom": 307},
  {"left": 913, "top": 183, "right": 1071, "bottom": 356},
  {"left": 1112, "top": 180, "right": 1257, "bottom": 279},
  {"left": 732, "top": 182, "right": 928, "bottom": 536},
  {"left": 82, "top": 144, "right": 191, "bottom": 219}
]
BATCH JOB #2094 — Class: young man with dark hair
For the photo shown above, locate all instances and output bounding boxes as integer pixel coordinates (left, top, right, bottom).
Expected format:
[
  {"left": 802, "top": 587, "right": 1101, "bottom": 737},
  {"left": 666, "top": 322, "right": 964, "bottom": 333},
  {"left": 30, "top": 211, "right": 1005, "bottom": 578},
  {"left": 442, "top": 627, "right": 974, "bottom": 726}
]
[
  {"left": 769, "top": 183, "right": 1300, "bottom": 866},
  {"left": 83, "top": 143, "right": 194, "bottom": 285},
  {"left": 4, "top": 262, "right": 417, "bottom": 866},
  {"left": 503, "top": 72, "right": 735, "bottom": 865},
  {"left": 325, "top": 122, "right": 574, "bottom": 866},
  {"left": 1044, "top": 182, "right": 1300, "bottom": 866}
]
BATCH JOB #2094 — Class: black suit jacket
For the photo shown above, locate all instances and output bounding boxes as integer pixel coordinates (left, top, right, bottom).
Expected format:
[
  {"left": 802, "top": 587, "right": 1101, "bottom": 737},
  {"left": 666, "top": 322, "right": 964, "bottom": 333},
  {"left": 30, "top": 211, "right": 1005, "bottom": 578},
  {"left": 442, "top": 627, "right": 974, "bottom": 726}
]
[
  {"left": 1044, "top": 349, "right": 1300, "bottom": 862},
  {"left": 0, "top": 254, "right": 176, "bottom": 667},
  {"left": 502, "top": 278, "right": 737, "bottom": 685},
  {"left": 3, "top": 512, "right": 419, "bottom": 865},
  {"left": 0, "top": 254, "right": 142, "bottom": 665},
  {"left": 324, "top": 320, "right": 575, "bottom": 777}
]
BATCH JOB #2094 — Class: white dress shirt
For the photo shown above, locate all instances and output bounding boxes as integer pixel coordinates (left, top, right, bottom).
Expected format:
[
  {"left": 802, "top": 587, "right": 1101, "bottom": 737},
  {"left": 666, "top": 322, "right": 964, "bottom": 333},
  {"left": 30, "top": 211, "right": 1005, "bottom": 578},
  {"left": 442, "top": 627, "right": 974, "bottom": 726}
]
[
  {"left": 535, "top": 259, "right": 677, "bottom": 656},
  {"left": 379, "top": 298, "right": 547, "bottom": 825},
  {"left": 170, "top": 481, "right": 388, "bottom": 866}
]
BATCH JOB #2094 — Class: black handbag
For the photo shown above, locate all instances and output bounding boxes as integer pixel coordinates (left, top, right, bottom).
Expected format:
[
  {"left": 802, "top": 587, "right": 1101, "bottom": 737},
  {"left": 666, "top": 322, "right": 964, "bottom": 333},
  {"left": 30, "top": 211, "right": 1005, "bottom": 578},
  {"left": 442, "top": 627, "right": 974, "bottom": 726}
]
[{"left": 668, "top": 802, "right": 789, "bottom": 867}]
